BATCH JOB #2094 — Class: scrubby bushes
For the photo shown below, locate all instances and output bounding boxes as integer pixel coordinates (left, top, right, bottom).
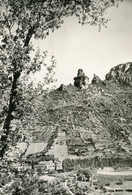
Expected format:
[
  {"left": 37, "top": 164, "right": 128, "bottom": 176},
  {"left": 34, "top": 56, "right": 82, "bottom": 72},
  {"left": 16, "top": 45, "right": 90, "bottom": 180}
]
[
  {"left": 51, "top": 185, "right": 71, "bottom": 195},
  {"left": 77, "top": 168, "right": 92, "bottom": 182},
  {"left": 62, "top": 157, "right": 132, "bottom": 172},
  {"left": 75, "top": 182, "right": 90, "bottom": 195}
]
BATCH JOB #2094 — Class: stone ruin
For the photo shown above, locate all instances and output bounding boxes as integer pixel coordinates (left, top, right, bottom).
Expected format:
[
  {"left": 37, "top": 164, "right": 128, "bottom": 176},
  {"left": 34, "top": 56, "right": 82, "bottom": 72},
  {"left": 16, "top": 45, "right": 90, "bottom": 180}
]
[{"left": 74, "top": 69, "right": 89, "bottom": 89}]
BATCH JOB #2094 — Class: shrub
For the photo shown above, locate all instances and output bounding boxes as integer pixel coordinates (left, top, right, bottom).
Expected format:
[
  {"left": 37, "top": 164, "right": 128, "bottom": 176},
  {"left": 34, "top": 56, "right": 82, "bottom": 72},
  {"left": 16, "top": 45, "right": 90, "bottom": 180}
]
[{"left": 77, "top": 168, "right": 92, "bottom": 182}]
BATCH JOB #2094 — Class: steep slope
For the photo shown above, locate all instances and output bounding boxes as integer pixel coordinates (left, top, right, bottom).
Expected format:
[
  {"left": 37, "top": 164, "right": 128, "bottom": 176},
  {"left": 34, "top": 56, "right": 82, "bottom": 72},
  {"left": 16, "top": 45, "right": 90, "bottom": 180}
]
[{"left": 29, "top": 63, "right": 132, "bottom": 161}]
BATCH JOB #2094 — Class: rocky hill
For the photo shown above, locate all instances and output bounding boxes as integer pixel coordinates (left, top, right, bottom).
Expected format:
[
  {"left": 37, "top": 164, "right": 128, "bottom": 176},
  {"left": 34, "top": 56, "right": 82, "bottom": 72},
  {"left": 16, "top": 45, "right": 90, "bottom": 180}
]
[
  {"left": 105, "top": 62, "right": 132, "bottom": 86},
  {"left": 27, "top": 62, "right": 132, "bottom": 164},
  {"left": 1, "top": 62, "right": 131, "bottom": 166}
]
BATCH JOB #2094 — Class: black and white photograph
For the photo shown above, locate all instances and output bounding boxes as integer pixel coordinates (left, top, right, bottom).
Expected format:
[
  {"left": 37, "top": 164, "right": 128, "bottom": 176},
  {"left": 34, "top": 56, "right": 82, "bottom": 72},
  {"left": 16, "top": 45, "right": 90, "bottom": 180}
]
[{"left": 0, "top": 0, "right": 132, "bottom": 194}]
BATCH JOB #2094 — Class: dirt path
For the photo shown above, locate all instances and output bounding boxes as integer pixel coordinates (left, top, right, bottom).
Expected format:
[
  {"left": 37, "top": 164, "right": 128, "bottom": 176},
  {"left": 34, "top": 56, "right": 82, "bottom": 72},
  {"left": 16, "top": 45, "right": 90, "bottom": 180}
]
[{"left": 63, "top": 181, "right": 74, "bottom": 195}]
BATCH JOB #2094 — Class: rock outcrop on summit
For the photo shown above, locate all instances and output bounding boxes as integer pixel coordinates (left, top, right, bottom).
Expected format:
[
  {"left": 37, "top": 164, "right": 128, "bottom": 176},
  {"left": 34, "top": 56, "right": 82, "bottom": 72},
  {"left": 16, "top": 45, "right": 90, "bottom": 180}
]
[
  {"left": 74, "top": 69, "right": 89, "bottom": 89},
  {"left": 105, "top": 62, "right": 132, "bottom": 86},
  {"left": 91, "top": 74, "right": 104, "bottom": 85}
]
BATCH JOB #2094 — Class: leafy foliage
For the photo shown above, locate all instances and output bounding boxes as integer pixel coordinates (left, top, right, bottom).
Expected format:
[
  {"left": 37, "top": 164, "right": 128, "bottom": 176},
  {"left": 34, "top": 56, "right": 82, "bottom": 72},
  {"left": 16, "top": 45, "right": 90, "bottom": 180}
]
[{"left": 77, "top": 168, "right": 92, "bottom": 181}]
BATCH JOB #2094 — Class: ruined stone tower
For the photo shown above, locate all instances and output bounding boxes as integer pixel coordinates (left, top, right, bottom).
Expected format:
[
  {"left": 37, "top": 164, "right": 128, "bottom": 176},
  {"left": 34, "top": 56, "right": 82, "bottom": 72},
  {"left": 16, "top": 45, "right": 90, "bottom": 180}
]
[{"left": 74, "top": 69, "right": 89, "bottom": 89}]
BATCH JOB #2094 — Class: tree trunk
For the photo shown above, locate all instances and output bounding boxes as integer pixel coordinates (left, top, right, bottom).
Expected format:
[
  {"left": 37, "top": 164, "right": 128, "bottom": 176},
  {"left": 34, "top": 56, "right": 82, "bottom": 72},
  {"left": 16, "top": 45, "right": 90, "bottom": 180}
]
[
  {"left": 0, "top": 27, "right": 35, "bottom": 159},
  {"left": 0, "top": 71, "right": 20, "bottom": 158}
]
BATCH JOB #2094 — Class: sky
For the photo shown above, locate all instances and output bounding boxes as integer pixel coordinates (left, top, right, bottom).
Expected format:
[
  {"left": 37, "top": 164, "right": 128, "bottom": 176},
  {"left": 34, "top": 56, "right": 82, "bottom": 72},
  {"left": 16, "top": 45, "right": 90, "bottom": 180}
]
[{"left": 33, "top": 0, "right": 132, "bottom": 88}]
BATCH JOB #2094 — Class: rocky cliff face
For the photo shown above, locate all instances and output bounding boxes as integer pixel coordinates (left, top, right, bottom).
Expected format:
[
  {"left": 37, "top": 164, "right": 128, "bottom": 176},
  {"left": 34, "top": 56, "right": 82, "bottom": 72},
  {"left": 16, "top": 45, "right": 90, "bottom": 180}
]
[{"left": 105, "top": 62, "right": 132, "bottom": 86}]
